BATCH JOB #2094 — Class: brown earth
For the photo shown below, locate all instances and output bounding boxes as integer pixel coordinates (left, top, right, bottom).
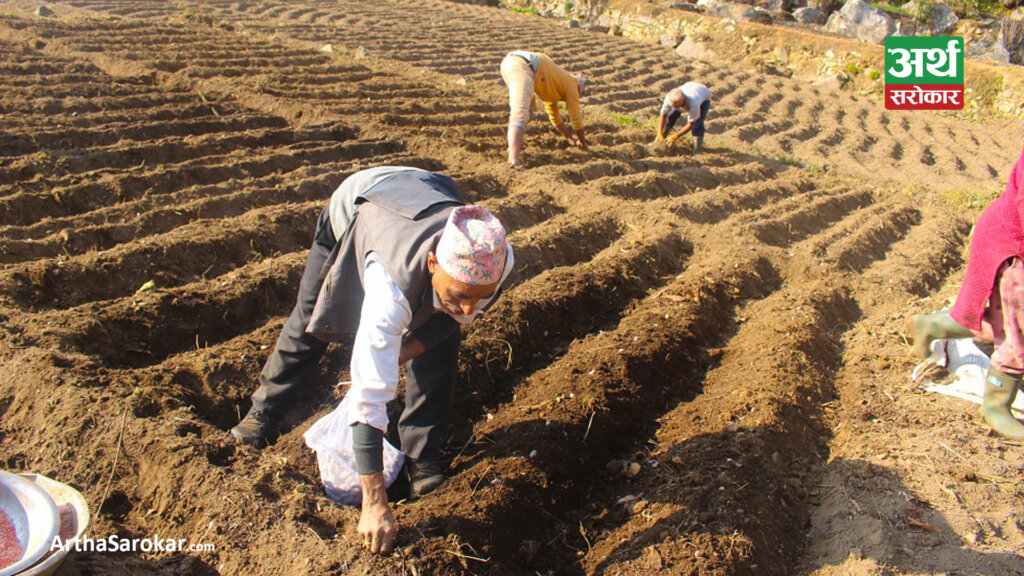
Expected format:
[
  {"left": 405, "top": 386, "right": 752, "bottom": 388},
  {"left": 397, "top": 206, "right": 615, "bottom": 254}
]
[{"left": 0, "top": 0, "right": 1022, "bottom": 575}]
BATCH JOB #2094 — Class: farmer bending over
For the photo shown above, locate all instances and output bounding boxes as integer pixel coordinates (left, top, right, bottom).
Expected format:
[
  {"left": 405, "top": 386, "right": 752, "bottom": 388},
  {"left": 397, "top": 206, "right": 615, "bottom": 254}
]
[
  {"left": 500, "top": 50, "right": 588, "bottom": 167},
  {"left": 231, "top": 166, "right": 514, "bottom": 553},
  {"left": 656, "top": 82, "right": 712, "bottom": 155}
]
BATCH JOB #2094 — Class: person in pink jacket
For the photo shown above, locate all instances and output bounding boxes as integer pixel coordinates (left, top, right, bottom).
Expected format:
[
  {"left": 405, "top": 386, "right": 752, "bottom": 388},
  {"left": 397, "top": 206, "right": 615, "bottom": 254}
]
[{"left": 909, "top": 147, "right": 1024, "bottom": 439}]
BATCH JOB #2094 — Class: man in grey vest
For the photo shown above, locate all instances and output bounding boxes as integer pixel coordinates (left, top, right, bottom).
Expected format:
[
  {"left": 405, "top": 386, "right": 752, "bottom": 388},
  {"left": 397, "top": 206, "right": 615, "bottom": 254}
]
[{"left": 230, "top": 166, "right": 513, "bottom": 554}]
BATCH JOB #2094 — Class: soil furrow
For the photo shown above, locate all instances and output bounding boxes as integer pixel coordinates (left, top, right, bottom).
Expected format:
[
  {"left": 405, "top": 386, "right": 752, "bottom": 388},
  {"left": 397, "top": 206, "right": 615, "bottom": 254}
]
[
  {"left": 580, "top": 282, "right": 860, "bottom": 576},
  {"left": 749, "top": 189, "right": 875, "bottom": 247},
  {"left": 453, "top": 230, "right": 689, "bottom": 430},
  {"left": 20, "top": 251, "right": 308, "bottom": 368},
  {"left": 0, "top": 201, "right": 321, "bottom": 310},
  {"left": 0, "top": 139, "right": 398, "bottom": 226}
]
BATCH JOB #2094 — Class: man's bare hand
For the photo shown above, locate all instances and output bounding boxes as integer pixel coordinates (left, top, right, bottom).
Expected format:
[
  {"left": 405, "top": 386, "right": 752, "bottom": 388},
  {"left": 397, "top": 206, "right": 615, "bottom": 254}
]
[
  {"left": 358, "top": 473, "right": 395, "bottom": 555},
  {"left": 358, "top": 501, "right": 395, "bottom": 554},
  {"left": 575, "top": 129, "right": 589, "bottom": 151}
]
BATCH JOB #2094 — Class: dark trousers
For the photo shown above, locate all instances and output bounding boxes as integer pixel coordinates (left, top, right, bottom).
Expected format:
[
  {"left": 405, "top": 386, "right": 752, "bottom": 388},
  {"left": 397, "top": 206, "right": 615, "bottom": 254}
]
[
  {"left": 250, "top": 208, "right": 459, "bottom": 461},
  {"left": 665, "top": 99, "right": 710, "bottom": 137}
]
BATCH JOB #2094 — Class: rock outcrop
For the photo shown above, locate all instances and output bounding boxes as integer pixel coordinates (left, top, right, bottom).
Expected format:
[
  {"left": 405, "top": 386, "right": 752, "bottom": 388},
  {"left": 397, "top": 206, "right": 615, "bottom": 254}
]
[{"left": 825, "top": 0, "right": 897, "bottom": 44}]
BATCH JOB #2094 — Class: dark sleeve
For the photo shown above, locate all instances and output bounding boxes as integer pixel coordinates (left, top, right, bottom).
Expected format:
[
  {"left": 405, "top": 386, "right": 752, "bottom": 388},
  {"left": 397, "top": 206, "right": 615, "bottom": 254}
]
[
  {"left": 409, "top": 313, "right": 459, "bottom": 352},
  {"left": 352, "top": 422, "right": 384, "bottom": 475}
]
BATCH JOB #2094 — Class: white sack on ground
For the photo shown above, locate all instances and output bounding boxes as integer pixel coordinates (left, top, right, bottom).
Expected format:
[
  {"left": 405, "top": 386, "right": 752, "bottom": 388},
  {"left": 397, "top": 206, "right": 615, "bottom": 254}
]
[
  {"left": 304, "top": 389, "right": 405, "bottom": 506},
  {"left": 914, "top": 338, "right": 1024, "bottom": 416}
]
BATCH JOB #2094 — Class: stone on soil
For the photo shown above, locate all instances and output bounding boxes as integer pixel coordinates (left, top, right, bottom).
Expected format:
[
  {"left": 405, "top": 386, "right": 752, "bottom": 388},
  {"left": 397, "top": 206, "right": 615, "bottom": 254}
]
[
  {"left": 660, "top": 33, "right": 683, "bottom": 47},
  {"left": 739, "top": 6, "right": 774, "bottom": 22},
  {"left": 1003, "top": 15, "right": 1024, "bottom": 64},
  {"left": 901, "top": 1, "right": 958, "bottom": 35},
  {"left": 793, "top": 6, "right": 826, "bottom": 24},
  {"left": 758, "top": 0, "right": 791, "bottom": 13},
  {"left": 675, "top": 35, "right": 716, "bottom": 61},
  {"left": 825, "top": 0, "right": 897, "bottom": 44}
]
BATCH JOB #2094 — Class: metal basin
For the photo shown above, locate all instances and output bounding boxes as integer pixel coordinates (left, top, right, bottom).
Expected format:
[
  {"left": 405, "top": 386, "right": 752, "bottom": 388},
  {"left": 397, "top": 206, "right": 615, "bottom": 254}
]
[
  {"left": 0, "top": 471, "right": 59, "bottom": 576},
  {"left": 17, "top": 474, "right": 91, "bottom": 576}
]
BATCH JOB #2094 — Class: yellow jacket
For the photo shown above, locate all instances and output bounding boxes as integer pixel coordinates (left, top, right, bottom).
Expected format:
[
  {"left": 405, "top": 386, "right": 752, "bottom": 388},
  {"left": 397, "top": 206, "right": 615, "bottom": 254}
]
[{"left": 533, "top": 52, "right": 584, "bottom": 130}]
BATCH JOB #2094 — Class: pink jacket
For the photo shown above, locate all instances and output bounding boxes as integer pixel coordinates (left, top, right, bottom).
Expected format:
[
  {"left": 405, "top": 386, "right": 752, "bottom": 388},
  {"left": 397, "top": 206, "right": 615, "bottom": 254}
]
[{"left": 952, "top": 148, "right": 1024, "bottom": 330}]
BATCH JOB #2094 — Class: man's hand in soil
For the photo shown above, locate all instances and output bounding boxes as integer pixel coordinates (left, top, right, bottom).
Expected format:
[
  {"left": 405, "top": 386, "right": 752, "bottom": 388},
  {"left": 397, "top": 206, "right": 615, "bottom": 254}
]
[
  {"left": 574, "top": 128, "right": 589, "bottom": 151},
  {"left": 555, "top": 122, "right": 578, "bottom": 148},
  {"left": 358, "top": 473, "right": 395, "bottom": 555}
]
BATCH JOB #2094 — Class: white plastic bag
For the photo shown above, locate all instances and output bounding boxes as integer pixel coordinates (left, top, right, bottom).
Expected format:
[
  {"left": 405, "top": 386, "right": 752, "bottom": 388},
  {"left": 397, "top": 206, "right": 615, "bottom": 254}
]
[
  {"left": 916, "top": 338, "right": 1024, "bottom": 416},
  {"left": 303, "top": 391, "right": 405, "bottom": 506}
]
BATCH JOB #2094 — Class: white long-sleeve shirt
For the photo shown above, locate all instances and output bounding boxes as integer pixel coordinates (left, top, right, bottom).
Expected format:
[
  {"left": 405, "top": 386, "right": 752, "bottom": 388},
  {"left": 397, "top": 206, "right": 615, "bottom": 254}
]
[
  {"left": 660, "top": 82, "right": 712, "bottom": 122},
  {"left": 347, "top": 247, "right": 514, "bottom": 433},
  {"left": 347, "top": 255, "right": 412, "bottom": 432}
]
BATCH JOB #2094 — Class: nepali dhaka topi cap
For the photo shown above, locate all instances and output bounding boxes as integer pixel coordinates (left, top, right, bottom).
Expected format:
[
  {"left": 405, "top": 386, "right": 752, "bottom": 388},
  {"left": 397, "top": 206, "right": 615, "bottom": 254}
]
[{"left": 436, "top": 205, "right": 508, "bottom": 285}]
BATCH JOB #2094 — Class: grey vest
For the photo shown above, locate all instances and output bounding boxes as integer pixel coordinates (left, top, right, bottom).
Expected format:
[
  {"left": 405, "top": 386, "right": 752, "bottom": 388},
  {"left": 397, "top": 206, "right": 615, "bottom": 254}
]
[{"left": 307, "top": 170, "right": 464, "bottom": 341}]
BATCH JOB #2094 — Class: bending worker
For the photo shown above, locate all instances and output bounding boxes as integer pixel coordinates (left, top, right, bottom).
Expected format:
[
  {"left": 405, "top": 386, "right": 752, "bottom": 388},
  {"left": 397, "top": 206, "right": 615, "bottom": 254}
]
[
  {"left": 230, "top": 166, "right": 514, "bottom": 553},
  {"left": 908, "top": 147, "right": 1024, "bottom": 439},
  {"left": 500, "top": 50, "right": 587, "bottom": 167},
  {"left": 656, "top": 81, "right": 712, "bottom": 155}
]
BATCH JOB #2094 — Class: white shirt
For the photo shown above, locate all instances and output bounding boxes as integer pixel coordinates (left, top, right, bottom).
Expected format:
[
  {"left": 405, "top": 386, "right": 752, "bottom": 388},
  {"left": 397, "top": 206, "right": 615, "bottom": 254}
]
[
  {"left": 346, "top": 255, "right": 411, "bottom": 432},
  {"left": 346, "top": 247, "right": 514, "bottom": 432},
  {"left": 660, "top": 82, "right": 712, "bottom": 122}
]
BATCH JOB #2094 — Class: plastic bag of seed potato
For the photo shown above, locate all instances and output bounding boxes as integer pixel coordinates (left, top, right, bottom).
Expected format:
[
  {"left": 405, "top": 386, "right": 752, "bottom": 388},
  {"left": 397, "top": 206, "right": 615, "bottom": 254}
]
[{"left": 303, "top": 391, "right": 405, "bottom": 506}]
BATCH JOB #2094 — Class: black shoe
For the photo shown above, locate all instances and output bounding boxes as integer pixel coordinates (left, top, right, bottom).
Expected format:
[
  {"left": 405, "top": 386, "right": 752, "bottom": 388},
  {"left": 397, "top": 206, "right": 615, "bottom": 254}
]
[
  {"left": 407, "top": 458, "right": 445, "bottom": 498},
  {"left": 229, "top": 407, "right": 274, "bottom": 447}
]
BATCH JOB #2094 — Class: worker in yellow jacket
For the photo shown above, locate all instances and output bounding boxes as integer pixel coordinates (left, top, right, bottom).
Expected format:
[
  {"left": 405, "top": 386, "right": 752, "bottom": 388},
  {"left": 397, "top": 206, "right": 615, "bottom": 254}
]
[{"left": 499, "top": 50, "right": 587, "bottom": 167}]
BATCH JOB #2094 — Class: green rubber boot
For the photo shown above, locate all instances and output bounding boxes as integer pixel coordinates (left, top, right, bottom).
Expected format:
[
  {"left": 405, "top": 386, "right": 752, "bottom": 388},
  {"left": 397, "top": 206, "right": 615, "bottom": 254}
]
[
  {"left": 906, "top": 310, "right": 973, "bottom": 359},
  {"left": 980, "top": 368, "right": 1024, "bottom": 439}
]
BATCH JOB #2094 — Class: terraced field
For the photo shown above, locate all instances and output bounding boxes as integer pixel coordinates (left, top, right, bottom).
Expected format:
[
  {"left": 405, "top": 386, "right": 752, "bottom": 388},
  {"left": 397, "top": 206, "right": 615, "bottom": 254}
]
[{"left": 0, "top": 0, "right": 1022, "bottom": 575}]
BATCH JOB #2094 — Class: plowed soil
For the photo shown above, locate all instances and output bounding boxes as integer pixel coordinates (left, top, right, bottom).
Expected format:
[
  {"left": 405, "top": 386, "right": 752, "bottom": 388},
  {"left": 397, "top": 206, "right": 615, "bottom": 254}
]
[{"left": 1, "top": 0, "right": 1023, "bottom": 575}]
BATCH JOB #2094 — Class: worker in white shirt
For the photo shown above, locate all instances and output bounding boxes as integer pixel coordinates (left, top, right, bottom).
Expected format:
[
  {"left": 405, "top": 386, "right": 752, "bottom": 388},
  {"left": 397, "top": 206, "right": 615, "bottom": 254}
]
[
  {"left": 655, "top": 82, "right": 712, "bottom": 155},
  {"left": 230, "top": 166, "right": 514, "bottom": 555}
]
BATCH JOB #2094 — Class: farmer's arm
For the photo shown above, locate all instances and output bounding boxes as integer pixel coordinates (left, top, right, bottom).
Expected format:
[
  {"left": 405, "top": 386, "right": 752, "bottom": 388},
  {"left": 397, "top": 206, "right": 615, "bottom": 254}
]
[
  {"left": 670, "top": 99, "right": 701, "bottom": 141},
  {"left": 565, "top": 93, "right": 587, "bottom": 150},
  {"left": 573, "top": 126, "right": 588, "bottom": 150},
  {"left": 348, "top": 258, "right": 412, "bottom": 555},
  {"left": 670, "top": 120, "right": 695, "bottom": 140},
  {"left": 667, "top": 97, "right": 700, "bottom": 142},
  {"left": 544, "top": 101, "right": 577, "bottom": 146}
]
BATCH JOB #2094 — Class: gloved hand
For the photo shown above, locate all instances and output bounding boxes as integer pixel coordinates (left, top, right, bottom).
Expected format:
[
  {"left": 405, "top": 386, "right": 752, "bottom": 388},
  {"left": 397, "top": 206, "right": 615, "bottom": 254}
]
[{"left": 666, "top": 133, "right": 680, "bottom": 146}]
